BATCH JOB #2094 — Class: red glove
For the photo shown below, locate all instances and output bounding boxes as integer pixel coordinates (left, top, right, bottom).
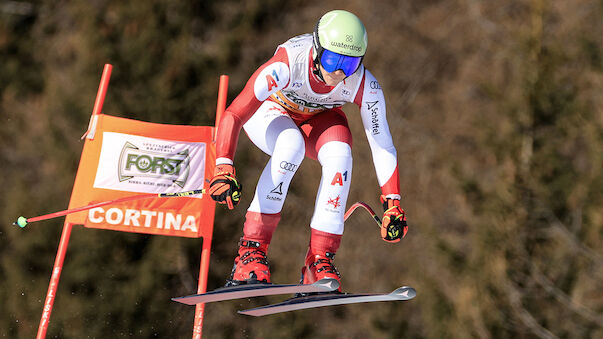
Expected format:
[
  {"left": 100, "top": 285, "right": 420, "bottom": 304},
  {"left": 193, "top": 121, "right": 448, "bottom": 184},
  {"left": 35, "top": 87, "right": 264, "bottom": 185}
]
[
  {"left": 380, "top": 195, "right": 408, "bottom": 243},
  {"left": 208, "top": 164, "right": 242, "bottom": 209}
]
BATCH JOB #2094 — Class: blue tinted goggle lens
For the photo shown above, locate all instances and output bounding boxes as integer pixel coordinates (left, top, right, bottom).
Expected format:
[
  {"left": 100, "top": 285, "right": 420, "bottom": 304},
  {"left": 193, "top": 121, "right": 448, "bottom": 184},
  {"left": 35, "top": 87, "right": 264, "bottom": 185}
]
[{"left": 320, "top": 49, "right": 362, "bottom": 76}]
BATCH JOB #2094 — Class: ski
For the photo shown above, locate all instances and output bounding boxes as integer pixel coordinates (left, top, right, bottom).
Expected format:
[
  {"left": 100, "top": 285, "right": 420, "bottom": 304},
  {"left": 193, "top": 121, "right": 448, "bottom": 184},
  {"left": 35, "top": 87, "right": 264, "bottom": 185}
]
[
  {"left": 171, "top": 278, "right": 339, "bottom": 305},
  {"left": 238, "top": 286, "right": 416, "bottom": 316}
]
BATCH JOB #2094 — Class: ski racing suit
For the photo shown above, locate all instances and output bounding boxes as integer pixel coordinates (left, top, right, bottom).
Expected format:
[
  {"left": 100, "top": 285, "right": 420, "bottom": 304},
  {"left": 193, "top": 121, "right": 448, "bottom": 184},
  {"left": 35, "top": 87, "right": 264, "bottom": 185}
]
[{"left": 215, "top": 34, "right": 400, "bottom": 248}]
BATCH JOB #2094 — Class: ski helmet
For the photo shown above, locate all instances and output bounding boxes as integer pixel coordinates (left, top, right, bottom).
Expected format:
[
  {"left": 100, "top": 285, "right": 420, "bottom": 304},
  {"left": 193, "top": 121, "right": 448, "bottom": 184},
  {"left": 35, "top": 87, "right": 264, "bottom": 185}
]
[
  {"left": 312, "top": 10, "right": 367, "bottom": 77},
  {"left": 313, "top": 10, "right": 367, "bottom": 58}
]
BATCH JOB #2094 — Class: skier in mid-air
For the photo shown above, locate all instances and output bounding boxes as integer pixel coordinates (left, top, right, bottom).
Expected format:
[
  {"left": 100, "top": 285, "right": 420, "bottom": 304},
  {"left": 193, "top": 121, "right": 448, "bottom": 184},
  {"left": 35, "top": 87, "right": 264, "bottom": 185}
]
[{"left": 208, "top": 10, "right": 408, "bottom": 291}]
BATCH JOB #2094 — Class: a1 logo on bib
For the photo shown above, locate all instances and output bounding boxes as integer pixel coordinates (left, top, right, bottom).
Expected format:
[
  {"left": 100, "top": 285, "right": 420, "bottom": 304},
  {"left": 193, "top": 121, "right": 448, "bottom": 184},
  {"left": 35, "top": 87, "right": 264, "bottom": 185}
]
[
  {"left": 331, "top": 171, "right": 349, "bottom": 186},
  {"left": 266, "top": 70, "right": 279, "bottom": 91},
  {"left": 253, "top": 62, "right": 289, "bottom": 101}
]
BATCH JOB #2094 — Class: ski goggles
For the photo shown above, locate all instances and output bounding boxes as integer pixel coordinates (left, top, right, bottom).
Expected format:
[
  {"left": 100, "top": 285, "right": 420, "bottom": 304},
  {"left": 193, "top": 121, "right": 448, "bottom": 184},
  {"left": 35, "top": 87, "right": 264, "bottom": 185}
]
[{"left": 319, "top": 49, "right": 362, "bottom": 76}]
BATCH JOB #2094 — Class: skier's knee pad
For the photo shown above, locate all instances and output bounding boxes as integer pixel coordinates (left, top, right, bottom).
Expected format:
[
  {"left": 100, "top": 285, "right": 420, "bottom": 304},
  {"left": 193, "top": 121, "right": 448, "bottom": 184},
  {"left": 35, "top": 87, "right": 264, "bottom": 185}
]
[
  {"left": 274, "top": 127, "right": 305, "bottom": 161},
  {"left": 317, "top": 141, "right": 352, "bottom": 167}
]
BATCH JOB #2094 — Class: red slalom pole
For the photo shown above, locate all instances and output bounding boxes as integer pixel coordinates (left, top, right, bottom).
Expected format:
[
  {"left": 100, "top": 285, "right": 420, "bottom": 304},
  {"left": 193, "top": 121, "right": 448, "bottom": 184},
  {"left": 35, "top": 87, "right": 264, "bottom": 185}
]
[
  {"left": 37, "top": 64, "right": 113, "bottom": 339},
  {"left": 216, "top": 75, "right": 229, "bottom": 126},
  {"left": 212, "top": 74, "right": 229, "bottom": 141},
  {"left": 16, "top": 189, "right": 205, "bottom": 227},
  {"left": 192, "top": 74, "right": 228, "bottom": 339},
  {"left": 24, "top": 193, "right": 156, "bottom": 224},
  {"left": 81, "top": 64, "right": 112, "bottom": 140},
  {"left": 37, "top": 223, "right": 73, "bottom": 339}
]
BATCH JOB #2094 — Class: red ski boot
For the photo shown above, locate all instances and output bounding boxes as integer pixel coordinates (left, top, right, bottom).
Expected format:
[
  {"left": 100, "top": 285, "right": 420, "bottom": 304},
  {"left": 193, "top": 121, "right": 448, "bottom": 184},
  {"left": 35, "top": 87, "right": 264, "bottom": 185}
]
[
  {"left": 300, "top": 249, "right": 342, "bottom": 292},
  {"left": 299, "top": 229, "right": 343, "bottom": 292},
  {"left": 226, "top": 238, "right": 271, "bottom": 286}
]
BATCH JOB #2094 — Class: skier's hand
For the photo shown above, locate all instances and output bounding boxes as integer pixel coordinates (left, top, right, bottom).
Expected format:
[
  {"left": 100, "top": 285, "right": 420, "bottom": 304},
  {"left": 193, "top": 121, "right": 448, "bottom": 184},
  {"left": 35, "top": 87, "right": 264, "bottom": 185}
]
[
  {"left": 380, "top": 195, "right": 408, "bottom": 243},
  {"left": 208, "top": 164, "right": 242, "bottom": 209}
]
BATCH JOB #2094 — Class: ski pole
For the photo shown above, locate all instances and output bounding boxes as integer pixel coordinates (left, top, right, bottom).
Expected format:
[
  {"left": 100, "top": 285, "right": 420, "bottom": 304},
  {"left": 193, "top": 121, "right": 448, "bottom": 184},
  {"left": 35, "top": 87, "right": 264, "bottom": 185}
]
[
  {"left": 13, "top": 189, "right": 206, "bottom": 228},
  {"left": 344, "top": 201, "right": 382, "bottom": 228}
]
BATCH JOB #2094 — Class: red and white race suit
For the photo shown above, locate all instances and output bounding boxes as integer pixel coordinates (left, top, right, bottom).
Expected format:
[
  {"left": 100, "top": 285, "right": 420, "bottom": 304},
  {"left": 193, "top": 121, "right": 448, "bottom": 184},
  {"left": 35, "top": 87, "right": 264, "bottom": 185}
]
[{"left": 215, "top": 34, "right": 400, "bottom": 235}]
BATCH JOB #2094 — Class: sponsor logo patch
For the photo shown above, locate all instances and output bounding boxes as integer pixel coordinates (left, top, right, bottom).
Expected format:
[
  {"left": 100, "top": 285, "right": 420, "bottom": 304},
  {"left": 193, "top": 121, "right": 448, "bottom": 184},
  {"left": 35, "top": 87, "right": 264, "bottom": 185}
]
[
  {"left": 365, "top": 101, "right": 381, "bottom": 135},
  {"left": 93, "top": 132, "right": 206, "bottom": 195},
  {"left": 280, "top": 161, "right": 298, "bottom": 172},
  {"left": 326, "top": 195, "right": 341, "bottom": 209},
  {"left": 119, "top": 142, "right": 189, "bottom": 187}
]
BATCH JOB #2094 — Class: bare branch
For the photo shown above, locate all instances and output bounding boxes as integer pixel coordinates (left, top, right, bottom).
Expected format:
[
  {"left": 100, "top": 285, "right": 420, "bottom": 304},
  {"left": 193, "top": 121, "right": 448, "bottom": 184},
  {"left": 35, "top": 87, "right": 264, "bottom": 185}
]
[
  {"left": 532, "top": 267, "right": 603, "bottom": 327},
  {"left": 505, "top": 281, "right": 559, "bottom": 339}
]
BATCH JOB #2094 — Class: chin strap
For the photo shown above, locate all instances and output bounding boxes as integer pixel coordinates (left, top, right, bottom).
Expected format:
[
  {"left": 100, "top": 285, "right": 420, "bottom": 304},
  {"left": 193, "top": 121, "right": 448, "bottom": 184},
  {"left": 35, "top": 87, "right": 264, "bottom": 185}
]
[{"left": 312, "top": 58, "right": 326, "bottom": 83}]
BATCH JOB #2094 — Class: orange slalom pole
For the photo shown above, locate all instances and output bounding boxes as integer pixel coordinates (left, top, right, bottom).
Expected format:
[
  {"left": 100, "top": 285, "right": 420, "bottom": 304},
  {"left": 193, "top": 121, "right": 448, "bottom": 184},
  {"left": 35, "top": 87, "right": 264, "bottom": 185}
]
[
  {"left": 215, "top": 75, "right": 229, "bottom": 129},
  {"left": 81, "top": 64, "right": 112, "bottom": 139},
  {"left": 192, "top": 74, "right": 228, "bottom": 339},
  {"left": 37, "top": 64, "right": 113, "bottom": 338},
  {"left": 92, "top": 64, "right": 112, "bottom": 116},
  {"left": 192, "top": 237, "right": 213, "bottom": 339}
]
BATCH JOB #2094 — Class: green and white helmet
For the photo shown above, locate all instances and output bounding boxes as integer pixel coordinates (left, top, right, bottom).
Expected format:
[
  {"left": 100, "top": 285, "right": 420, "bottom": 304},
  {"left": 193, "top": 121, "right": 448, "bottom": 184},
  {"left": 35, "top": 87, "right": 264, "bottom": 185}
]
[{"left": 312, "top": 10, "right": 368, "bottom": 60}]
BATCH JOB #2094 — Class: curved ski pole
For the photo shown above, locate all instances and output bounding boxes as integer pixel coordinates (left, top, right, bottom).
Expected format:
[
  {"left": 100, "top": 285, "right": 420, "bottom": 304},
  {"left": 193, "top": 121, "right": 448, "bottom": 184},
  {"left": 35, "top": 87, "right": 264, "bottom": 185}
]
[
  {"left": 344, "top": 201, "right": 382, "bottom": 228},
  {"left": 14, "top": 189, "right": 206, "bottom": 228}
]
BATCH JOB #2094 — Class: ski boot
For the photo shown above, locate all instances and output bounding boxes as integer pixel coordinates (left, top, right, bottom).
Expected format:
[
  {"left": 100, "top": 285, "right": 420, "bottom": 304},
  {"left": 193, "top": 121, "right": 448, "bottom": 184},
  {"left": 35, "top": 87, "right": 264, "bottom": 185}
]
[
  {"left": 299, "top": 248, "right": 343, "bottom": 294},
  {"left": 225, "top": 238, "right": 271, "bottom": 286}
]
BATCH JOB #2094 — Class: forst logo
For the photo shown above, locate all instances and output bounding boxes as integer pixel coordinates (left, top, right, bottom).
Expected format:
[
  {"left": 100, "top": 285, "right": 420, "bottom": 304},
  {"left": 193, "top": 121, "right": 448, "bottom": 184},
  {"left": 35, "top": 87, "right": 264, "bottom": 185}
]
[
  {"left": 125, "top": 153, "right": 183, "bottom": 174},
  {"left": 118, "top": 142, "right": 191, "bottom": 187}
]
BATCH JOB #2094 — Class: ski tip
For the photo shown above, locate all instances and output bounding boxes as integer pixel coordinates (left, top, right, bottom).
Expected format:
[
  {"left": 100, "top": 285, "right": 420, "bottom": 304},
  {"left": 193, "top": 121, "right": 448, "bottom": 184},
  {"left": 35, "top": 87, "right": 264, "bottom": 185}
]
[
  {"left": 171, "top": 296, "right": 196, "bottom": 305},
  {"left": 390, "top": 286, "right": 417, "bottom": 300},
  {"left": 314, "top": 278, "right": 340, "bottom": 292}
]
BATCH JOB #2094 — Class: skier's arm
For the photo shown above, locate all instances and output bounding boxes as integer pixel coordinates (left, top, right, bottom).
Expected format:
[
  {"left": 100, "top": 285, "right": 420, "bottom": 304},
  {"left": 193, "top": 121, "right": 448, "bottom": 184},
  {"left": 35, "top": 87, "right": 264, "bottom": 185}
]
[
  {"left": 210, "top": 47, "right": 290, "bottom": 209},
  {"left": 354, "top": 70, "right": 407, "bottom": 242},
  {"left": 215, "top": 47, "right": 290, "bottom": 165},
  {"left": 353, "top": 69, "right": 400, "bottom": 198}
]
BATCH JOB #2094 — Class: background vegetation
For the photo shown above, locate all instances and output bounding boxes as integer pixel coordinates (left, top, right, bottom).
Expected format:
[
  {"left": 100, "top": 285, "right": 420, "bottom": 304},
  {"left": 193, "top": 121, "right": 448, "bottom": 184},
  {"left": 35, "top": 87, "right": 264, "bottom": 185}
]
[{"left": 1, "top": 0, "right": 601, "bottom": 338}]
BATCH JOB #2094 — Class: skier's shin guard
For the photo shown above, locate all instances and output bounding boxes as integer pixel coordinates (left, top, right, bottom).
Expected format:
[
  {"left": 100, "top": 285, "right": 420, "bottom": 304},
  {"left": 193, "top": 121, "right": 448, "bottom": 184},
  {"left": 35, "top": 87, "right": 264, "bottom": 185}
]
[{"left": 310, "top": 141, "right": 352, "bottom": 235}]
